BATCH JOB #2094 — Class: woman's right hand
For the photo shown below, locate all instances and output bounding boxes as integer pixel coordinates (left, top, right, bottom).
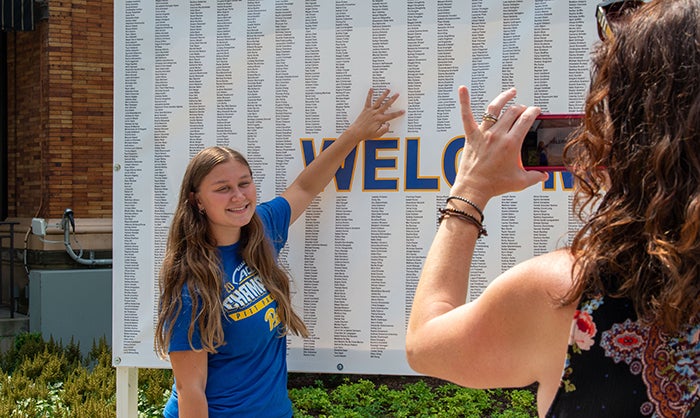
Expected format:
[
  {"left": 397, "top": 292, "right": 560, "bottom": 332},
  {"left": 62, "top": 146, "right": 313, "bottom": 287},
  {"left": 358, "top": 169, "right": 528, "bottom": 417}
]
[{"left": 450, "top": 86, "right": 548, "bottom": 207}]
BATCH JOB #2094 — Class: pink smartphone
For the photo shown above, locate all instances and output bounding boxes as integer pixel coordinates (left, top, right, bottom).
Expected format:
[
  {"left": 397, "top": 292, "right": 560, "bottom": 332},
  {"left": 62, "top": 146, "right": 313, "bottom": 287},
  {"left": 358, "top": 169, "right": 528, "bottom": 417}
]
[{"left": 522, "top": 113, "right": 583, "bottom": 171}]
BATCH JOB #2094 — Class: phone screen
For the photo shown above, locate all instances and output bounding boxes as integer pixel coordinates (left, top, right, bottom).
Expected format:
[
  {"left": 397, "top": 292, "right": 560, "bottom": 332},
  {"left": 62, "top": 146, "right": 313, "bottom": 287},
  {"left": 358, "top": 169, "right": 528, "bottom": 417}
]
[{"left": 522, "top": 114, "right": 583, "bottom": 171}]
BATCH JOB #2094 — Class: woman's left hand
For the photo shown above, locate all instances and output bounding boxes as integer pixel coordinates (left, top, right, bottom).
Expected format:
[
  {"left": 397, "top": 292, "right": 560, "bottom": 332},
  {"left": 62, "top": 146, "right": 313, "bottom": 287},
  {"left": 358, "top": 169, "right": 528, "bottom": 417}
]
[
  {"left": 451, "top": 86, "right": 549, "bottom": 205},
  {"left": 282, "top": 87, "right": 404, "bottom": 223}
]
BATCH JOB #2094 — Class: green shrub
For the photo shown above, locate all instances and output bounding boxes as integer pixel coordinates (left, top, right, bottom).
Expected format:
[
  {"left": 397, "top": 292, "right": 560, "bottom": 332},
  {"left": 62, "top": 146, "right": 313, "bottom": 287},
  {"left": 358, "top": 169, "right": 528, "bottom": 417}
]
[
  {"left": 0, "top": 333, "right": 119, "bottom": 417},
  {"left": 289, "top": 377, "right": 537, "bottom": 417},
  {"left": 290, "top": 386, "right": 332, "bottom": 417},
  {"left": 138, "top": 367, "right": 173, "bottom": 417}
]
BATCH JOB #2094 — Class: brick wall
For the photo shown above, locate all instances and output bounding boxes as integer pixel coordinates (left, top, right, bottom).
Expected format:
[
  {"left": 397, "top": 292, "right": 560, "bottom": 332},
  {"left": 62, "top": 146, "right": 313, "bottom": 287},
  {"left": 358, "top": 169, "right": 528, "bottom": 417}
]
[
  {"left": 6, "top": 27, "right": 45, "bottom": 218},
  {"left": 7, "top": 0, "right": 114, "bottom": 220}
]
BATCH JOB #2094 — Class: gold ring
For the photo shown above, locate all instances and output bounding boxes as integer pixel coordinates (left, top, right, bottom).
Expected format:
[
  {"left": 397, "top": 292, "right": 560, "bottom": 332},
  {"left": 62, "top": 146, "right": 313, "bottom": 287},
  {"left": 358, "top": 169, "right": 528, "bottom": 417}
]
[{"left": 482, "top": 113, "right": 499, "bottom": 123}]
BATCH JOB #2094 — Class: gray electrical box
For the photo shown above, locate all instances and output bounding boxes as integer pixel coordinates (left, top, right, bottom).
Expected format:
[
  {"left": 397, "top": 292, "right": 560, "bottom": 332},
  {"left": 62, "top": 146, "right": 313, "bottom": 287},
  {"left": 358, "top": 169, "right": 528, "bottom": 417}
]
[{"left": 29, "top": 269, "right": 112, "bottom": 353}]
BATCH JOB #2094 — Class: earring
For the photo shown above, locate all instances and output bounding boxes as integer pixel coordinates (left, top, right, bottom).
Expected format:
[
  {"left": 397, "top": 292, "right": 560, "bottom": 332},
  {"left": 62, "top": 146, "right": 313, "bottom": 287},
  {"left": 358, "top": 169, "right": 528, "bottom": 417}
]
[{"left": 199, "top": 208, "right": 206, "bottom": 215}]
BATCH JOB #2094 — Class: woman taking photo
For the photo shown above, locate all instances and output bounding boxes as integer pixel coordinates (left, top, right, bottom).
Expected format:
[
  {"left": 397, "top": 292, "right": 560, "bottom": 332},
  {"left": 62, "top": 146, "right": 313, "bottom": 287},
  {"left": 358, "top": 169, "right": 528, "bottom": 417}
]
[{"left": 406, "top": 1, "right": 699, "bottom": 416}]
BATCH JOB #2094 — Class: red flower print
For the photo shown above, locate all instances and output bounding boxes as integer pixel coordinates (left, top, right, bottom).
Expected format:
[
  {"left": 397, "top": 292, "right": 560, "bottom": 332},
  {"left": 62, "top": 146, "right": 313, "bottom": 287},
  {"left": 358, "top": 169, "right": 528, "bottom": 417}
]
[{"left": 570, "top": 310, "right": 597, "bottom": 350}]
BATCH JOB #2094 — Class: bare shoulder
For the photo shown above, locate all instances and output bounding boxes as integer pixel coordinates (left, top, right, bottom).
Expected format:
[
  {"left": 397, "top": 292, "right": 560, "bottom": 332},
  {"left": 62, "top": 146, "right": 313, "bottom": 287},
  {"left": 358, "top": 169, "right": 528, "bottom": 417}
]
[
  {"left": 477, "top": 249, "right": 575, "bottom": 316},
  {"left": 453, "top": 249, "right": 577, "bottom": 388},
  {"left": 405, "top": 249, "right": 577, "bottom": 391},
  {"left": 504, "top": 249, "right": 575, "bottom": 299},
  {"left": 484, "top": 249, "right": 578, "bottom": 356},
  {"left": 504, "top": 250, "right": 580, "bottom": 415}
]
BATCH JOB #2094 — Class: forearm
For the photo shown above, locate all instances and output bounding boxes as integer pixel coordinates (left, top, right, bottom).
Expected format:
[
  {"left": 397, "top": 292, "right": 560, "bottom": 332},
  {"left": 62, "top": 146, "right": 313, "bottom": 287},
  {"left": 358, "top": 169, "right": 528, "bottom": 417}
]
[
  {"left": 178, "top": 389, "right": 208, "bottom": 418},
  {"left": 170, "top": 350, "right": 208, "bottom": 418},
  {"left": 282, "top": 88, "right": 403, "bottom": 223},
  {"left": 407, "top": 193, "right": 487, "bottom": 334},
  {"left": 289, "top": 126, "right": 363, "bottom": 198}
]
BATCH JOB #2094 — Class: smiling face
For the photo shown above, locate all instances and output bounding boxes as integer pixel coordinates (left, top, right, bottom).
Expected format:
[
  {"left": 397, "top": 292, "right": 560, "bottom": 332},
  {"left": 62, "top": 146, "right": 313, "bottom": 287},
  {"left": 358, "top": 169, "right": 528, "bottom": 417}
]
[{"left": 194, "top": 159, "right": 257, "bottom": 246}]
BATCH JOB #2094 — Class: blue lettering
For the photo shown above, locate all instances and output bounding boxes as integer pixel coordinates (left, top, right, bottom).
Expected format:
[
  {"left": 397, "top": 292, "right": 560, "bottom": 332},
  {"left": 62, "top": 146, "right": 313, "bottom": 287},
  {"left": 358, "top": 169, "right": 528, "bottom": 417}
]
[
  {"left": 298, "top": 135, "right": 570, "bottom": 193},
  {"left": 543, "top": 171, "right": 574, "bottom": 191},
  {"left": 363, "top": 139, "right": 399, "bottom": 191},
  {"left": 442, "top": 136, "right": 465, "bottom": 187},
  {"left": 405, "top": 138, "right": 440, "bottom": 191},
  {"left": 300, "top": 138, "right": 358, "bottom": 192}
]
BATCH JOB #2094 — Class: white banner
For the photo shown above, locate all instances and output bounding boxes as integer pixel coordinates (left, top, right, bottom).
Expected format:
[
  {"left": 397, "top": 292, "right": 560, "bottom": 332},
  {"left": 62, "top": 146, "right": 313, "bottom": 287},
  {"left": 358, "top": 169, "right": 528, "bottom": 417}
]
[{"left": 113, "top": 0, "right": 598, "bottom": 372}]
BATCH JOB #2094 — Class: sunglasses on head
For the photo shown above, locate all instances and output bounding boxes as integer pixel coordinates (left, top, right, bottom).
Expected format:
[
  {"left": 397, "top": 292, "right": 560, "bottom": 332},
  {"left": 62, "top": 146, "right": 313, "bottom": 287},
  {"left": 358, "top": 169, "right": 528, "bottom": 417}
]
[{"left": 596, "top": 0, "right": 645, "bottom": 41}]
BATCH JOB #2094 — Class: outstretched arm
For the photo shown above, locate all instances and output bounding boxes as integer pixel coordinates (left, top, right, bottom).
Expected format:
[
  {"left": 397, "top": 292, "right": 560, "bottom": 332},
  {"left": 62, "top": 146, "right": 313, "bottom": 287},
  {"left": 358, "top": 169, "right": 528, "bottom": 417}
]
[
  {"left": 406, "top": 87, "right": 574, "bottom": 395},
  {"left": 282, "top": 88, "right": 404, "bottom": 223}
]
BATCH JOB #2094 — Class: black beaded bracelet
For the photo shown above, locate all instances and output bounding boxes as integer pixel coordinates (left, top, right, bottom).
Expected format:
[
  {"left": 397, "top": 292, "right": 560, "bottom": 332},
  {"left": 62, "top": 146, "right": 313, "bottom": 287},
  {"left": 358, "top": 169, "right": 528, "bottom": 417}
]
[{"left": 446, "top": 196, "right": 484, "bottom": 222}]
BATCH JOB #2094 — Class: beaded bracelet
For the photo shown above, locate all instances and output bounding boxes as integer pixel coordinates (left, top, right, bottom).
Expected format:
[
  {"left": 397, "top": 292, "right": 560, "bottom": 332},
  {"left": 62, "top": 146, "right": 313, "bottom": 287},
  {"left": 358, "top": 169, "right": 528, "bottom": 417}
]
[
  {"left": 438, "top": 207, "right": 488, "bottom": 238},
  {"left": 446, "top": 196, "right": 484, "bottom": 223}
]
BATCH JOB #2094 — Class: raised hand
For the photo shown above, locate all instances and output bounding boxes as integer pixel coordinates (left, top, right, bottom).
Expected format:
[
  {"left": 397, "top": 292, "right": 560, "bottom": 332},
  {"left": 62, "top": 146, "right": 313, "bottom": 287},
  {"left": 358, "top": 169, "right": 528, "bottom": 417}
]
[
  {"left": 345, "top": 88, "right": 404, "bottom": 142},
  {"left": 452, "top": 86, "right": 548, "bottom": 204}
]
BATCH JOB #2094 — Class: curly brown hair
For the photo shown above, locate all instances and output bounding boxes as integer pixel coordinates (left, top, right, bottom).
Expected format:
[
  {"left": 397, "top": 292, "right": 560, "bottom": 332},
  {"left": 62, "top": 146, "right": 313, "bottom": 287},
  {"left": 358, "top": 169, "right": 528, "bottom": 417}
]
[
  {"left": 154, "top": 147, "right": 308, "bottom": 357},
  {"left": 563, "top": 0, "right": 700, "bottom": 333}
]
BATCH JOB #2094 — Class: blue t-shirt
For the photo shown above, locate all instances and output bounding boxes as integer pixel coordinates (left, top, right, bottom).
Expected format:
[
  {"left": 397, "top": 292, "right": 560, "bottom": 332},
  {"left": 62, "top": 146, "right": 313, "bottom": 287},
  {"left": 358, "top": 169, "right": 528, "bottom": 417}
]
[{"left": 163, "top": 197, "right": 293, "bottom": 418}]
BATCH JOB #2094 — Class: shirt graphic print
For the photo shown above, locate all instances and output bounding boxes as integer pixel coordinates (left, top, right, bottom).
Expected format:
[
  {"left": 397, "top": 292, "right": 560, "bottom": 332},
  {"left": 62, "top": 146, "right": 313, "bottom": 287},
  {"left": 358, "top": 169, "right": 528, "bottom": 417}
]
[{"left": 223, "top": 261, "right": 279, "bottom": 330}]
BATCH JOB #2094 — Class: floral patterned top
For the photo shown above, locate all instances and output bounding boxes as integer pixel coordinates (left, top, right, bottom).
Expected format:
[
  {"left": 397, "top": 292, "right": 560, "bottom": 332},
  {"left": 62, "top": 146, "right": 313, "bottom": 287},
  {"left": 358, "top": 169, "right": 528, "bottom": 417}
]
[{"left": 546, "top": 295, "right": 699, "bottom": 418}]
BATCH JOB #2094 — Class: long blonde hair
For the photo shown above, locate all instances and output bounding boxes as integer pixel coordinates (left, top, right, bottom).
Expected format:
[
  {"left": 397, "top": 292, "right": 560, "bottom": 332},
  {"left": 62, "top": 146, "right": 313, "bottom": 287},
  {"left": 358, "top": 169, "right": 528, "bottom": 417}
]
[{"left": 155, "top": 147, "right": 308, "bottom": 356}]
